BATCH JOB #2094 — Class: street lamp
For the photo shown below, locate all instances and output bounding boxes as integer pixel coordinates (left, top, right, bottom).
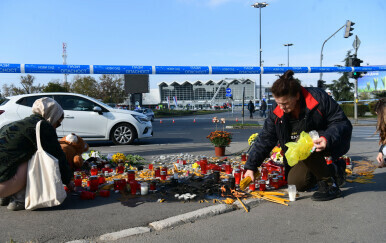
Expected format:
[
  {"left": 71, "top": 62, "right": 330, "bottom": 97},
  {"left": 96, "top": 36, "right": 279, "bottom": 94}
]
[
  {"left": 252, "top": 2, "right": 268, "bottom": 103},
  {"left": 283, "top": 43, "right": 293, "bottom": 67}
]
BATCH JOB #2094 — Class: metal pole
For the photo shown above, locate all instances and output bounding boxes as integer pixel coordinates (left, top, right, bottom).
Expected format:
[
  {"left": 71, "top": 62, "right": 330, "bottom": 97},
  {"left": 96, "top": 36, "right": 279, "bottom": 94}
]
[
  {"left": 259, "top": 6, "right": 262, "bottom": 104},
  {"left": 354, "top": 77, "right": 358, "bottom": 124},
  {"left": 287, "top": 45, "right": 290, "bottom": 67},
  {"left": 242, "top": 87, "right": 245, "bottom": 125},
  {"left": 319, "top": 24, "right": 346, "bottom": 82}
]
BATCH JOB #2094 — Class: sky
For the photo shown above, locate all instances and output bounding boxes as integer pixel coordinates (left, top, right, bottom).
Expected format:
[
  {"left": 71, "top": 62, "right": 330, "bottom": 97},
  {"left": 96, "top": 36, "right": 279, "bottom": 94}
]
[{"left": 0, "top": 0, "right": 385, "bottom": 91}]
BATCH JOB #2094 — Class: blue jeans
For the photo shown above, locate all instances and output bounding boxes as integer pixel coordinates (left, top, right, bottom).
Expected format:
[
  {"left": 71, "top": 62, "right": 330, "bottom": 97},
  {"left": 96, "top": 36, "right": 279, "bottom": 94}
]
[{"left": 260, "top": 110, "right": 266, "bottom": 118}]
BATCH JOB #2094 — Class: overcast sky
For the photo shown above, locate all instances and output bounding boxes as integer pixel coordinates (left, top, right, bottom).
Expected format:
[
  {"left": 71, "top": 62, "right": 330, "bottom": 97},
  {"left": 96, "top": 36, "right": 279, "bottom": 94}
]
[{"left": 0, "top": 0, "right": 385, "bottom": 90}]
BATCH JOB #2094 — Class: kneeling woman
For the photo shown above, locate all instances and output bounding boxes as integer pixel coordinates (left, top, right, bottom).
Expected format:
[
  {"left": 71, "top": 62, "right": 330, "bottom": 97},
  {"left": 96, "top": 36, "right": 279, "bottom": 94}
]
[{"left": 0, "top": 97, "right": 72, "bottom": 211}]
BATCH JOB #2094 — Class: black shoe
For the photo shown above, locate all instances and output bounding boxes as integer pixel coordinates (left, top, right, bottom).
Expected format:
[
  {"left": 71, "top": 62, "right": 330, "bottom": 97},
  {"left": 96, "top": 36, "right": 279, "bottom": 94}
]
[
  {"left": 328, "top": 159, "right": 346, "bottom": 187},
  {"left": 0, "top": 197, "right": 10, "bottom": 206},
  {"left": 311, "top": 181, "right": 342, "bottom": 201}
]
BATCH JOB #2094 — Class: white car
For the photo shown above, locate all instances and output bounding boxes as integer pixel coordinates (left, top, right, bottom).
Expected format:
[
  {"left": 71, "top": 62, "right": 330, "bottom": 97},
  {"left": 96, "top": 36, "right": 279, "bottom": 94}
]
[{"left": 0, "top": 92, "right": 153, "bottom": 145}]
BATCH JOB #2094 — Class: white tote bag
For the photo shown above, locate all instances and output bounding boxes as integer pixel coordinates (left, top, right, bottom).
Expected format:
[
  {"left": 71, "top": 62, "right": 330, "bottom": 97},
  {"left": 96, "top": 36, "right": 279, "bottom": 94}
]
[{"left": 25, "top": 120, "right": 67, "bottom": 210}]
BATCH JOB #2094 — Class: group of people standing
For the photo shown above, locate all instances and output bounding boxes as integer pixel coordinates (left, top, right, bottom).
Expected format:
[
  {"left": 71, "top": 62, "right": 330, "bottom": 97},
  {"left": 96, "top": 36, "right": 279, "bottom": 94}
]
[{"left": 248, "top": 99, "right": 267, "bottom": 119}]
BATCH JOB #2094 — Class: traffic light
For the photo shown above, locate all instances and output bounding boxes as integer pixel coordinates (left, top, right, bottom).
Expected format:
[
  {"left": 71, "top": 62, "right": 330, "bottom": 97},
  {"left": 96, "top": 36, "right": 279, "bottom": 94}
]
[
  {"left": 344, "top": 20, "right": 355, "bottom": 38},
  {"left": 317, "top": 80, "right": 326, "bottom": 89}
]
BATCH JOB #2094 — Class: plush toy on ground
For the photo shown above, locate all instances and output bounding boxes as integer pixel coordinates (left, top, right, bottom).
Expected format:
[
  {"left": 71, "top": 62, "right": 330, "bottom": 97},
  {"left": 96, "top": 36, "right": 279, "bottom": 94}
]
[{"left": 59, "top": 133, "right": 89, "bottom": 169}]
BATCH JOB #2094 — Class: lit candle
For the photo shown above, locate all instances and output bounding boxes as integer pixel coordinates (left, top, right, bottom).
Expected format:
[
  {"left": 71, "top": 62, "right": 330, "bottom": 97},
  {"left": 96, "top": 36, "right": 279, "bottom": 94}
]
[{"left": 141, "top": 182, "right": 149, "bottom": 195}]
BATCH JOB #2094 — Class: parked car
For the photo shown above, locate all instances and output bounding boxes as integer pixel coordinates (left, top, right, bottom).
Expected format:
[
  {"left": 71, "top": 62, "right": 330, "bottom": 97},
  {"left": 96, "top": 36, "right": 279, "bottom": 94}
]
[
  {"left": 135, "top": 108, "right": 155, "bottom": 122},
  {"left": 0, "top": 93, "right": 153, "bottom": 145}
]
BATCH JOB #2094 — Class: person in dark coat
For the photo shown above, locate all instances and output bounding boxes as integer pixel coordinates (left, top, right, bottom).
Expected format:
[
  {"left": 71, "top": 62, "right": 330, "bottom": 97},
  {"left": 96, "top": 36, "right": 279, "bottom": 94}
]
[
  {"left": 247, "top": 100, "right": 255, "bottom": 119},
  {"left": 0, "top": 97, "right": 72, "bottom": 211},
  {"left": 244, "top": 70, "right": 352, "bottom": 201},
  {"left": 375, "top": 98, "right": 386, "bottom": 168},
  {"left": 260, "top": 99, "right": 267, "bottom": 118}
]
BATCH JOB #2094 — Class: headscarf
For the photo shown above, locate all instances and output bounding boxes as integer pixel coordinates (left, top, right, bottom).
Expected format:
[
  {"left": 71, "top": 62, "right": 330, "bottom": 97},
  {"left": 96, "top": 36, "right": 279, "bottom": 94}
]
[{"left": 32, "top": 97, "right": 64, "bottom": 126}]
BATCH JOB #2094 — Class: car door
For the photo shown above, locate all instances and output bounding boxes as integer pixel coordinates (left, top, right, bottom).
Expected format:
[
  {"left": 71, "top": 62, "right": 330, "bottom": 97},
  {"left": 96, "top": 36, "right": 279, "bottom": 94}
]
[
  {"left": 54, "top": 95, "right": 109, "bottom": 138},
  {"left": 15, "top": 94, "right": 64, "bottom": 136}
]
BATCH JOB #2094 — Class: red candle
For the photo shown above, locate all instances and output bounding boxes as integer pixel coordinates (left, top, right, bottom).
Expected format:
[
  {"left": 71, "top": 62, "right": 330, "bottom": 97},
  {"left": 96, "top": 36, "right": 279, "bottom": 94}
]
[
  {"left": 120, "top": 179, "right": 127, "bottom": 190},
  {"left": 225, "top": 162, "right": 232, "bottom": 175},
  {"left": 89, "top": 176, "right": 99, "bottom": 192},
  {"left": 155, "top": 167, "right": 161, "bottom": 178},
  {"left": 277, "top": 175, "right": 284, "bottom": 187},
  {"left": 161, "top": 166, "right": 168, "bottom": 176},
  {"left": 149, "top": 181, "right": 156, "bottom": 191},
  {"left": 98, "top": 174, "right": 106, "bottom": 185},
  {"left": 249, "top": 181, "right": 256, "bottom": 191},
  {"left": 80, "top": 191, "right": 96, "bottom": 200},
  {"left": 234, "top": 169, "right": 241, "bottom": 185},
  {"left": 148, "top": 163, "right": 154, "bottom": 170},
  {"left": 241, "top": 152, "right": 247, "bottom": 162},
  {"left": 160, "top": 171, "right": 166, "bottom": 180},
  {"left": 345, "top": 157, "right": 351, "bottom": 165},
  {"left": 259, "top": 180, "right": 266, "bottom": 191},
  {"left": 261, "top": 168, "right": 268, "bottom": 181},
  {"left": 90, "top": 165, "right": 98, "bottom": 176},
  {"left": 74, "top": 175, "right": 82, "bottom": 187},
  {"left": 127, "top": 170, "right": 136, "bottom": 181},
  {"left": 113, "top": 178, "right": 121, "bottom": 191},
  {"left": 130, "top": 181, "right": 138, "bottom": 195},
  {"left": 117, "top": 163, "right": 125, "bottom": 174}
]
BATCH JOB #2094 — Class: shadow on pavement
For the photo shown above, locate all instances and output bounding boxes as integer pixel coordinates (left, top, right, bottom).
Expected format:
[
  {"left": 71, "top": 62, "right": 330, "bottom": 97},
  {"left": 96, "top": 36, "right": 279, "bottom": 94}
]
[{"left": 342, "top": 170, "right": 386, "bottom": 197}]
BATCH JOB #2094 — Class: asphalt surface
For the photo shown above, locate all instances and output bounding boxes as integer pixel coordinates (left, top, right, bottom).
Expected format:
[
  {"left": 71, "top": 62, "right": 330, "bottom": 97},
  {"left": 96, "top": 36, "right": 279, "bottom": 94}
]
[{"left": 0, "top": 114, "right": 383, "bottom": 243}]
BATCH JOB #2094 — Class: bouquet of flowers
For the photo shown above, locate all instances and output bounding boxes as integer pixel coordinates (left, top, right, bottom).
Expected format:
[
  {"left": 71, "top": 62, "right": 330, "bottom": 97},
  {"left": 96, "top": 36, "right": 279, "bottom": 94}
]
[
  {"left": 270, "top": 146, "right": 284, "bottom": 163},
  {"left": 111, "top": 152, "right": 126, "bottom": 163},
  {"left": 248, "top": 133, "right": 259, "bottom": 146},
  {"left": 207, "top": 130, "right": 232, "bottom": 147}
]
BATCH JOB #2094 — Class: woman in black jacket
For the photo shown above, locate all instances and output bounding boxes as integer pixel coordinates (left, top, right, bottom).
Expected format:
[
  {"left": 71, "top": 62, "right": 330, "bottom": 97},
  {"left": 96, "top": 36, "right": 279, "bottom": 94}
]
[
  {"left": 375, "top": 98, "right": 386, "bottom": 168},
  {"left": 244, "top": 70, "right": 352, "bottom": 201},
  {"left": 0, "top": 97, "right": 72, "bottom": 211}
]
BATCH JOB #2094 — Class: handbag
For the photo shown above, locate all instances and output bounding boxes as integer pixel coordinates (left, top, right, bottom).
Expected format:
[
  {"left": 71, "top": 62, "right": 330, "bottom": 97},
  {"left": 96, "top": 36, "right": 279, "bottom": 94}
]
[{"left": 25, "top": 120, "right": 67, "bottom": 210}]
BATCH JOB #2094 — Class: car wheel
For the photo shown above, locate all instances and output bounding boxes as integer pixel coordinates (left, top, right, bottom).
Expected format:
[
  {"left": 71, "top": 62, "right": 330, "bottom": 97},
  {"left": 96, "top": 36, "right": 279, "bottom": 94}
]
[{"left": 111, "top": 123, "right": 137, "bottom": 145}]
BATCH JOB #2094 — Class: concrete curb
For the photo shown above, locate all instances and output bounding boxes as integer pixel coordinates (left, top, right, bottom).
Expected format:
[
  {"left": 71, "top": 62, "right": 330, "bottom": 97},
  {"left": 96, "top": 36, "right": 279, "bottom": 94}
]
[
  {"left": 149, "top": 204, "right": 234, "bottom": 231},
  {"left": 98, "top": 227, "right": 151, "bottom": 241},
  {"left": 234, "top": 198, "right": 262, "bottom": 211}
]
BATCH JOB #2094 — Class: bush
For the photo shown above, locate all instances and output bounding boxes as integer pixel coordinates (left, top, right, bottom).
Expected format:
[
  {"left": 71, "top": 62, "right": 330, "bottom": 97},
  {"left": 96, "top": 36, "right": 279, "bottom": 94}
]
[
  {"left": 368, "top": 101, "right": 378, "bottom": 116},
  {"left": 339, "top": 103, "right": 367, "bottom": 117}
]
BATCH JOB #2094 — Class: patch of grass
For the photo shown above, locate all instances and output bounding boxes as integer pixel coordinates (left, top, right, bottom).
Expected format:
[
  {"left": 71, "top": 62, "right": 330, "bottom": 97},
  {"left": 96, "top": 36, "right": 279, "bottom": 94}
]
[{"left": 230, "top": 123, "right": 262, "bottom": 128}]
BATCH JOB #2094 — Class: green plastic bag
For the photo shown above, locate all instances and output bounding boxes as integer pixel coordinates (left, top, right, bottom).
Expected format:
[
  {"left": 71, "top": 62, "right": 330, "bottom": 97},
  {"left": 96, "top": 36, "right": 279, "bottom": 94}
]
[{"left": 285, "top": 131, "right": 314, "bottom": 167}]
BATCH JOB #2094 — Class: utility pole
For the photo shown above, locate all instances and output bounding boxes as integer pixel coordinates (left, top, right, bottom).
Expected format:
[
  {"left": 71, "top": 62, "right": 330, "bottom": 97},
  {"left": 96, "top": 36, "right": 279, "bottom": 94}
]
[{"left": 62, "top": 42, "right": 68, "bottom": 86}]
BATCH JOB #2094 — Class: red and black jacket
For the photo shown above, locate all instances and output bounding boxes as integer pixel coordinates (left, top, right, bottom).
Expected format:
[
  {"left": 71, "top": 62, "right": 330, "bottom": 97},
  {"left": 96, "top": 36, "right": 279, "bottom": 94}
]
[{"left": 244, "top": 87, "right": 353, "bottom": 172}]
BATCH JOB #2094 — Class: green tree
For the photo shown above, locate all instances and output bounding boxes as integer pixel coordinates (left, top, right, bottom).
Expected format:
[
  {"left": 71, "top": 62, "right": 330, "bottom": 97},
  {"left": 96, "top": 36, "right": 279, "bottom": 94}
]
[
  {"left": 2, "top": 75, "right": 43, "bottom": 96},
  {"left": 326, "top": 51, "right": 354, "bottom": 101},
  {"left": 98, "top": 74, "right": 125, "bottom": 103},
  {"left": 70, "top": 75, "right": 99, "bottom": 98},
  {"left": 43, "top": 80, "right": 68, "bottom": 92}
]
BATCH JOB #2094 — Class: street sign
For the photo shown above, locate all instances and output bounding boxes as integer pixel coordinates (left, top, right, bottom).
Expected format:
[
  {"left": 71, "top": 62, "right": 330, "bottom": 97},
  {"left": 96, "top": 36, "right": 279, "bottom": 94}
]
[
  {"left": 226, "top": 93, "right": 232, "bottom": 97},
  {"left": 353, "top": 35, "right": 361, "bottom": 51},
  {"left": 226, "top": 88, "right": 232, "bottom": 93}
]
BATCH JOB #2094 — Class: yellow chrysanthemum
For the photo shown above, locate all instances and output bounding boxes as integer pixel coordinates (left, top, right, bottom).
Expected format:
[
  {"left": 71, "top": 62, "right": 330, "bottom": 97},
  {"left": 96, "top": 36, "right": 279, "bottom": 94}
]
[{"left": 248, "top": 133, "right": 259, "bottom": 145}]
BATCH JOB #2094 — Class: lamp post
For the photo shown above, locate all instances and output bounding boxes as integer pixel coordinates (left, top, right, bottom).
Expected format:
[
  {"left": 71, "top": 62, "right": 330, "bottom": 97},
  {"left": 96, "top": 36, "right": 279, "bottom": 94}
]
[
  {"left": 283, "top": 43, "right": 293, "bottom": 67},
  {"left": 252, "top": 2, "right": 268, "bottom": 103}
]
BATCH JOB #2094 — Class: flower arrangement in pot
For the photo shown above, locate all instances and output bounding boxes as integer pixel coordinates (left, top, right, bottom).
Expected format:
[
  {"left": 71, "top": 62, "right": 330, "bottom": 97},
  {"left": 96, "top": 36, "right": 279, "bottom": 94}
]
[{"left": 207, "top": 117, "right": 232, "bottom": 156}]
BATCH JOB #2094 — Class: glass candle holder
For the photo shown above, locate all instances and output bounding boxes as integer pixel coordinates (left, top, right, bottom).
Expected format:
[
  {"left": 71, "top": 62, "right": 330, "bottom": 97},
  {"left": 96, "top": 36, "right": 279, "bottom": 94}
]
[
  {"left": 234, "top": 169, "right": 241, "bottom": 185},
  {"left": 149, "top": 180, "right": 156, "bottom": 191},
  {"left": 249, "top": 180, "right": 256, "bottom": 191},
  {"left": 127, "top": 170, "right": 136, "bottom": 181},
  {"left": 161, "top": 166, "right": 168, "bottom": 176},
  {"left": 113, "top": 178, "right": 121, "bottom": 191},
  {"left": 225, "top": 162, "right": 232, "bottom": 175},
  {"left": 160, "top": 171, "right": 166, "bottom": 180},
  {"left": 148, "top": 163, "right": 154, "bottom": 170},
  {"left": 98, "top": 174, "right": 106, "bottom": 185},
  {"left": 117, "top": 163, "right": 125, "bottom": 174},
  {"left": 130, "top": 181, "right": 138, "bottom": 195},
  {"left": 90, "top": 165, "right": 98, "bottom": 176},
  {"left": 228, "top": 176, "right": 236, "bottom": 190},
  {"left": 259, "top": 180, "right": 266, "bottom": 191},
  {"left": 272, "top": 177, "right": 279, "bottom": 189},
  {"left": 241, "top": 152, "right": 247, "bottom": 162},
  {"left": 141, "top": 182, "right": 149, "bottom": 195},
  {"left": 74, "top": 175, "right": 82, "bottom": 187},
  {"left": 155, "top": 167, "right": 161, "bottom": 178},
  {"left": 89, "top": 176, "right": 99, "bottom": 192}
]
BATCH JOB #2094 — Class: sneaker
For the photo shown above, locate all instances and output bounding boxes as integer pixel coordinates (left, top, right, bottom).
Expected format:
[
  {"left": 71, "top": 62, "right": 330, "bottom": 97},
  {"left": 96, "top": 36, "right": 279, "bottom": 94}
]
[
  {"left": 329, "top": 159, "right": 346, "bottom": 187},
  {"left": 0, "top": 197, "right": 10, "bottom": 206},
  {"left": 7, "top": 200, "right": 25, "bottom": 211},
  {"left": 311, "top": 181, "right": 342, "bottom": 201}
]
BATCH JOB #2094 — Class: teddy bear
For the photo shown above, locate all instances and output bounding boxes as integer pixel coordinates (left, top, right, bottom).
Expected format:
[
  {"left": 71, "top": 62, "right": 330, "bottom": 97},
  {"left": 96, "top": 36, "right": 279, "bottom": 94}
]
[{"left": 59, "top": 133, "right": 89, "bottom": 169}]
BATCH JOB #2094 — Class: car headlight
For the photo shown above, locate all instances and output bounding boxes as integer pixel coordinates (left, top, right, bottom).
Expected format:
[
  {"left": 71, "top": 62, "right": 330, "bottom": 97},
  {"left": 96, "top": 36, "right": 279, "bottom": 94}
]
[{"left": 132, "top": 114, "right": 150, "bottom": 124}]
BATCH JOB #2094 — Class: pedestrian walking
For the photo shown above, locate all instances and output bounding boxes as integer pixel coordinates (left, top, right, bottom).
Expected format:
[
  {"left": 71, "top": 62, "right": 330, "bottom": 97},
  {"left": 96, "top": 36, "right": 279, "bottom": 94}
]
[
  {"left": 260, "top": 99, "right": 267, "bottom": 118},
  {"left": 244, "top": 70, "right": 352, "bottom": 201},
  {"left": 247, "top": 100, "right": 255, "bottom": 119}
]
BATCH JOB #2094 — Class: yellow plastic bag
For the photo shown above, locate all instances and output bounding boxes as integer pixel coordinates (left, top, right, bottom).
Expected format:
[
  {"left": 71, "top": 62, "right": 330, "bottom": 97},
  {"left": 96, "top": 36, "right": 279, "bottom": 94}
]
[{"left": 285, "top": 131, "right": 314, "bottom": 167}]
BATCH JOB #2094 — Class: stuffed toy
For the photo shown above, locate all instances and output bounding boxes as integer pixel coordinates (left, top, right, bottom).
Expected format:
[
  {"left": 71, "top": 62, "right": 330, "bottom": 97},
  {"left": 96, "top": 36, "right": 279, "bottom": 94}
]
[{"left": 59, "top": 133, "right": 89, "bottom": 169}]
